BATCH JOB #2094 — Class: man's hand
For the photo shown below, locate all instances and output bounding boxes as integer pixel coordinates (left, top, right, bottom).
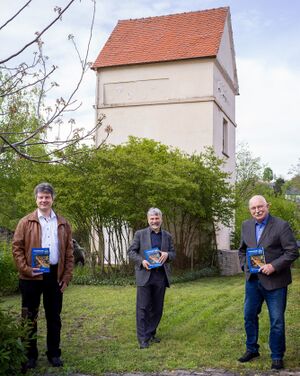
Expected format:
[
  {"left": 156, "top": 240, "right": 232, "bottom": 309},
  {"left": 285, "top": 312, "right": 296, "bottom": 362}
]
[
  {"left": 260, "top": 263, "right": 275, "bottom": 276},
  {"left": 59, "top": 281, "right": 68, "bottom": 293},
  {"left": 31, "top": 268, "right": 43, "bottom": 277},
  {"left": 142, "top": 259, "right": 151, "bottom": 270},
  {"left": 158, "top": 251, "right": 168, "bottom": 264}
]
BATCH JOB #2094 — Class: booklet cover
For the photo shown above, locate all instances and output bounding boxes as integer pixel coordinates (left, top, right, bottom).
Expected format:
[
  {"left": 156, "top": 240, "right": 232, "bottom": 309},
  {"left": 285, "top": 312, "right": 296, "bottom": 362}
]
[
  {"left": 247, "top": 247, "right": 266, "bottom": 273},
  {"left": 32, "top": 248, "right": 50, "bottom": 273},
  {"left": 144, "top": 247, "right": 162, "bottom": 269}
]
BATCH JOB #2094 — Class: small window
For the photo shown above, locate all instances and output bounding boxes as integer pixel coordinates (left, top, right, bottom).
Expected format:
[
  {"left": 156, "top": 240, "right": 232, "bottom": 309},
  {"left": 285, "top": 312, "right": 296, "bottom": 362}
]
[{"left": 222, "top": 118, "right": 229, "bottom": 157}]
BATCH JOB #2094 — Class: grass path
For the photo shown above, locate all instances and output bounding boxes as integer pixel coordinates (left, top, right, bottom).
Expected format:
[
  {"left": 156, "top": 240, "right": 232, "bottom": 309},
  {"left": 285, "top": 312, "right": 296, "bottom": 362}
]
[{"left": 1, "top": 270, "right": 299, "bottom": 375}]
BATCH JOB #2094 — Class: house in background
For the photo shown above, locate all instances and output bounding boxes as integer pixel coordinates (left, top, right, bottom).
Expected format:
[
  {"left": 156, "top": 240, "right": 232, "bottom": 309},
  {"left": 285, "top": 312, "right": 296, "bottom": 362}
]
[
  {"left": 92, "top": 7, "right": 239, "bottom": 250},
  {"left": 285, "top": 187, "right": 300, "bottom": 204}
]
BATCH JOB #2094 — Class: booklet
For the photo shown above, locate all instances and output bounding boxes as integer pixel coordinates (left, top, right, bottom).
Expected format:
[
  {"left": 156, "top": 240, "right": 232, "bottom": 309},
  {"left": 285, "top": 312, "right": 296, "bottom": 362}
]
[
  {"left": 246, "top": 247, "right": 266, "bottom": 273},
  {"left": 144, "top": 247, "right": 162, "bottom": 269},
  {"left": 32, "top": 248, "right": 50, "bottom": 273}
]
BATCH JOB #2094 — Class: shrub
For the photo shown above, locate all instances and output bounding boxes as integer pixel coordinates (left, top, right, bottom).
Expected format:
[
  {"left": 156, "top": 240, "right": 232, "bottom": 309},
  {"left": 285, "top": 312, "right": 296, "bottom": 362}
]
[
  {"left": 0, "top": 307, "right": 30, "bottom": 376},
  {"left": 71, "top": 265, "right": 218, "bottom": 286},
  {"left": 0, "top": 242, "right": 19, "bottom": 296}
]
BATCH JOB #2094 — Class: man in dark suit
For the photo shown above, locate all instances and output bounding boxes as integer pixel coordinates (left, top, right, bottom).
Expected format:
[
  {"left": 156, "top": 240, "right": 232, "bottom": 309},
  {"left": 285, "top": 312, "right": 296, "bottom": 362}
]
[
  {"left": 128, "top": 207, "right": 176, "bottom": 349},
  {"left": 238, "top": 195, "right": 298, "bottom": 370}
]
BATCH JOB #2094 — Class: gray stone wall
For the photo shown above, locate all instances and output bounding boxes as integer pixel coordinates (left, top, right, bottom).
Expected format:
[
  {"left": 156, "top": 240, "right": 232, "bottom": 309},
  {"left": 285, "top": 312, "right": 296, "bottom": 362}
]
[{"left": 217, "top": 249, "right": 242, "bottom": 276}]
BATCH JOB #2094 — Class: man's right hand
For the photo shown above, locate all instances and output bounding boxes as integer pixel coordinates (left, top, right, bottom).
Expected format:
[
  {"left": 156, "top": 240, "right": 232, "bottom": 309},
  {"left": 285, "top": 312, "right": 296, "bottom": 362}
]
[
  {"left": 31, "top": 268, "right": 43, "bottom": 277},
  {"left": 142, "top": 260, "right": 151, "bottom": 270}
]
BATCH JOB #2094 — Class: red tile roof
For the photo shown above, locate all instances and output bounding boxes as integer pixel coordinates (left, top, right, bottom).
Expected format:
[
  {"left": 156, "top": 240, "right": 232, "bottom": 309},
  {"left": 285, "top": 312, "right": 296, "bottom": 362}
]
[{"left": 92, "top": 7, "right": 229, "bottom": 69}]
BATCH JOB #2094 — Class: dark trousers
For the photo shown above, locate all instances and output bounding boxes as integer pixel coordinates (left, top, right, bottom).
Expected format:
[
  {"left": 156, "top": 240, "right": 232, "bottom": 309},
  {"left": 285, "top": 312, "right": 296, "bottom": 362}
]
[
  {"left": 244, "top": 279, "right": 287, "bottom": 360},
  {"left": 19, "top": 265, "right": 63, "bottom": 360},
  {"left": 136, "top": 267, "right": 167, "bottom": 343}
]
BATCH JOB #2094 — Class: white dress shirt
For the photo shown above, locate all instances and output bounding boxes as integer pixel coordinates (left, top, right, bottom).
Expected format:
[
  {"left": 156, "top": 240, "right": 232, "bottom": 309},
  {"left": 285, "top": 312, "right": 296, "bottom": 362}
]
[{"left": 37, "top": 209, "right": 59, "bottom": 265}]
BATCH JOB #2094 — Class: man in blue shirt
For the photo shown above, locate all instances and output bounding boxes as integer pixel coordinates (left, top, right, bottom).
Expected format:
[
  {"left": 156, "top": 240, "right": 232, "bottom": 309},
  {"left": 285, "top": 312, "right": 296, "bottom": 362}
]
[{"left": 238, "top": 195, "right": 298, "bottom": 370}]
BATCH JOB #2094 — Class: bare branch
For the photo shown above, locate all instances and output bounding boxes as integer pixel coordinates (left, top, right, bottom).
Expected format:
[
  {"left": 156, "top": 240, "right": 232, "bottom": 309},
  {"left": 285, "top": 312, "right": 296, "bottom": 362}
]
[
  {"left": 0, "top": 0, "right": 76, "bottom": 64},
  {"left": 0, "top": 0, "right": 105, "bottom": 164},
  {"left": 0, "top": 1, "right": 32, "bottom": 31}
]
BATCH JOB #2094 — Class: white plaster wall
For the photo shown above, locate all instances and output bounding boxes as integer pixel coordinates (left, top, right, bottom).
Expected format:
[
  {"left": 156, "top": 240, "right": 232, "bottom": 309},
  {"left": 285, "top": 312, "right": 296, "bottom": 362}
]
[
  {"left": 212, "top": 103, "right": 236, "bottom": 250},
  {"left": 97, "top": 59, "right": 214, "bottom": 107},
  {"left": 97, "top": 101, "right": 214, "bottom": 154},
  {"left": 217, "top": 16, "right": 236, "bottom": 84},
  {"left": 213, "top": 63, "right": 236, "bottom": 121},
  {"left": 212, "top": 106, "right": 236, "bottom": 177}
]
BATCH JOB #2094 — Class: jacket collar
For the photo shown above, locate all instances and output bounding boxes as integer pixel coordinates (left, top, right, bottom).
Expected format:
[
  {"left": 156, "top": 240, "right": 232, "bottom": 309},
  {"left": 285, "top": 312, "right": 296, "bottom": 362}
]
[{"left": 28, "top": 209, "right": 67, "bottom": 225}]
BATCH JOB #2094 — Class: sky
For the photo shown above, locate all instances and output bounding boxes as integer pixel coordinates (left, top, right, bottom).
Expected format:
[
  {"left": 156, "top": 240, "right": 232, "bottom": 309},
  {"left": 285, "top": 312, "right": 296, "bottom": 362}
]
[{"left": 1, "top": 0, "right": 299, "bottom": 178}]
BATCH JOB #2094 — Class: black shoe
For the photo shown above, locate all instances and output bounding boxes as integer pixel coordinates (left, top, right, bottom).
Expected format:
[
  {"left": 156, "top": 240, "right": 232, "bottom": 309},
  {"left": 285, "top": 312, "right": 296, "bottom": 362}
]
[
  {"left": 139, "top": 341, "right": 150, "bottom": 349},
  {"left": 150, "top": 335, "right": 161, "bottom": 343},
  {"left": 21, "top": 358, "right": 37, "bottom": 373},
  {"left": 238, "top": 351, "right": 260, "bottom": 362},
  {"left": 48, "top": 356, "right": 63, "bottom": 367},
  {"left": 271, "top": 359, "right": 284, "bottom": 370}
]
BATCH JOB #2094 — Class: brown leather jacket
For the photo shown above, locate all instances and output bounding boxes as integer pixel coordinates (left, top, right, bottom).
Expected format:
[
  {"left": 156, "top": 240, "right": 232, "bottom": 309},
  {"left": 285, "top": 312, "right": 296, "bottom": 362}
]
[{"left": 12, "top": 210, "right": 74, "bottom": 284}]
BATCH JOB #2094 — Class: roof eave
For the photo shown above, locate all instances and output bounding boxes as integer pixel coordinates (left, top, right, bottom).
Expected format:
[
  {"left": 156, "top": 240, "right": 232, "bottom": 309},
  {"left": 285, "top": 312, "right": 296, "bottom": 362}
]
[{"left": 91, "top": 55, "right": 217, "bottom": 71}]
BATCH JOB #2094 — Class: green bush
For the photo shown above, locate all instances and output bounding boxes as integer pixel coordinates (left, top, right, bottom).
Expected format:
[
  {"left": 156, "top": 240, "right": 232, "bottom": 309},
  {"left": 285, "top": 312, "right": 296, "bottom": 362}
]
[
  {"left": 72, "top": 265, "right": 135, "bottom": 286},
  {"left": 0, "top": 242, "right": 19, "bottom": 296},
  {"left": 72, "top": 265, "right": 218, "bottom": 286},
  {"left": 0, "top": 307, "right": 30, "bottom": 376}
]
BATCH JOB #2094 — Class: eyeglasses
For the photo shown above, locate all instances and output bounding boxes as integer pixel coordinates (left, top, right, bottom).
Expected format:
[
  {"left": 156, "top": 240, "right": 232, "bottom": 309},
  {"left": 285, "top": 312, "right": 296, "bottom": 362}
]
[{"left": 250, "top": 205, "right": 265, "bottom": 211}]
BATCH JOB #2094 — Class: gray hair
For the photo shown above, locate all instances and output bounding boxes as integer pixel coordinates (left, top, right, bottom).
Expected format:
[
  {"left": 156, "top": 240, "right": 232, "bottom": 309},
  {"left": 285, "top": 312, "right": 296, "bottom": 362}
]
[
  {"left": 34, "top": 182, "right": 55, "bottom": 199},
  {"left": 147, "top": 207, "right": 162, "bottom": 218}
]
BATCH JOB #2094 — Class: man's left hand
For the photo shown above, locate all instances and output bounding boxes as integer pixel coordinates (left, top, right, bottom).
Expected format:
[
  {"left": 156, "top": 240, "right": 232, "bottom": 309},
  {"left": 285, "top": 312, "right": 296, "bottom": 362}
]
[
  {"left": 159, "top": 251, "right": 168, "bottom": 264},
  {"left": 59, "top": 281, "right": 68, "bottom": 293},
  {"left": 260, "top": 263, "right": 275, "bottom": 276}
]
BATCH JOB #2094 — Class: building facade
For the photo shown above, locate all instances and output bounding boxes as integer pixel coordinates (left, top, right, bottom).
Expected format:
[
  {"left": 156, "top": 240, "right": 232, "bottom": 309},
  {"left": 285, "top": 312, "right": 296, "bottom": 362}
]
[{"left": 92, "top": 7, "right": 239, "bottom": 250}]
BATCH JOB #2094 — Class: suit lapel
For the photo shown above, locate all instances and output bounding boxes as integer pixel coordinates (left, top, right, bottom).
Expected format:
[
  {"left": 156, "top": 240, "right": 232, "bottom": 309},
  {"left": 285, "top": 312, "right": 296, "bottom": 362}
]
[
  {"left": 161, "top": 230, "right": 167, "bottom": 251},
  {"left": 249, "top": 220, "right": 257, "bottom": 246},
  {"left": 145, "top": 227, "right": 152, "bottom": 249}
]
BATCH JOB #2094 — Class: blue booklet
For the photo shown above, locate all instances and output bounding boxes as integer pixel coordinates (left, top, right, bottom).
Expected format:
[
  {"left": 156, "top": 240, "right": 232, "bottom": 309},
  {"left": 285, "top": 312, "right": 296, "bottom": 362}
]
[
  {"left": 247, "top": 247, "right": 266, "bottom": 273},
  {"left": 32, "top": 248, "right": 50, "bottom": 273},
  {"left": 144, "top": 247, "right": 162, "bottom": 269}
]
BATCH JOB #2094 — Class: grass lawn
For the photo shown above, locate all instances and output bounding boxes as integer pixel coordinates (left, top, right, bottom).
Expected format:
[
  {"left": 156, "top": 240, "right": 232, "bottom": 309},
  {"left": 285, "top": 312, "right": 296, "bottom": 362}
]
[{"left": 1, "top": 269, "right": 299, "bottom": 375}]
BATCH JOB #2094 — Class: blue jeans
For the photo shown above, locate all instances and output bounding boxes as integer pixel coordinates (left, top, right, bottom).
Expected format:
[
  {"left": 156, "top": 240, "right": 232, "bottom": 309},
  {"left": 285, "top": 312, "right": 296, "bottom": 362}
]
[{"left": 244, "top": 279, "right": 287, "bottom": 360}]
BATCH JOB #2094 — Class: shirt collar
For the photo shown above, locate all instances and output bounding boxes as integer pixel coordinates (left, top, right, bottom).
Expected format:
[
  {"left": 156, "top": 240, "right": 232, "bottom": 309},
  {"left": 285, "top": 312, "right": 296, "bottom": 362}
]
[
  {"left": 37, "top": 209, "right": 56, "bottom": 220},
  {"left": 255, "top": 214, "right": 269, "bottom": 227},
  {"left": 151, "top": 229, "right": 161, "bottom": 234}
]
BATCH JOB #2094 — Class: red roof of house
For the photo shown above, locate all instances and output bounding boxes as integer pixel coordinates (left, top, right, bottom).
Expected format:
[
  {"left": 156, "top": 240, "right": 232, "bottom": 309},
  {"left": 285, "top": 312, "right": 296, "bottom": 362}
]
[{"left": 92, "top": 7, "right": 229, "bottom": 69}]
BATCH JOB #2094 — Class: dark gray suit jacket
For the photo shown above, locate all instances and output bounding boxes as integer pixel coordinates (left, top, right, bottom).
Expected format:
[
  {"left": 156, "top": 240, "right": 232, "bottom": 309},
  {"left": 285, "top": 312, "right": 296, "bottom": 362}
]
[
  {"left": 239, "top": 215, "right": 299, "bottom": 290},
  {"left": 127, "top": 227, "right": 176, "bottom": 287}
]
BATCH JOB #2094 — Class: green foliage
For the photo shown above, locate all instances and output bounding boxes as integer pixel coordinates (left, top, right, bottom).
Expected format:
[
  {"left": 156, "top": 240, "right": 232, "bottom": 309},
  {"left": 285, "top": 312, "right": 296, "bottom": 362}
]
[
  {"left": 0, "top": 242, "right": 18, "bottom": 296},
  {"left": 52, "top": 138, "right": 234, "bottom": 270},
  {"left": 262, "top": 167, "right": 273, "bottom": 182},
  {"left": 0, "top": 307, "right": 30, "bottom": 376},
  {"left": 273, "top": 177, "right": 285, "bottom": 196},
  {"left": 71, "top": 265, "right": 218, "bottom": 286}
]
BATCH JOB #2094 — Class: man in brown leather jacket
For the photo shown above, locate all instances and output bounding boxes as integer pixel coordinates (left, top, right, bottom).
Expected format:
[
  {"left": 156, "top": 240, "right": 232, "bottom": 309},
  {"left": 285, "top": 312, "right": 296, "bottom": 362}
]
[{"left": 12, "top": 182, "right": 74, "bottom": 371}]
